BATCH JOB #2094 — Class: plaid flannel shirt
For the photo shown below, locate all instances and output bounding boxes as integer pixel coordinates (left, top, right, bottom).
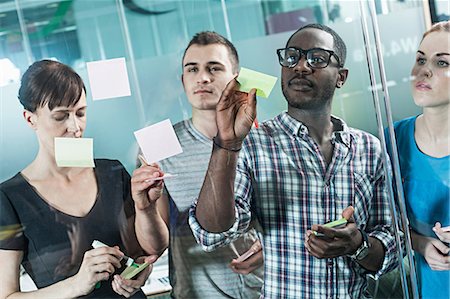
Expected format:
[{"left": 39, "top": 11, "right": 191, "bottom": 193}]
[{"left": 189, "top": 112, "right": 397, "bottom": 298}]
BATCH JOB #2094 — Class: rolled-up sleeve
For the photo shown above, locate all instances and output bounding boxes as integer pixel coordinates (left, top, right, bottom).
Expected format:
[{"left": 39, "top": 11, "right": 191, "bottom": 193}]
[
  {"left": 367, "top": 158, "right": 398, "bottom": 279},
  {"left": 189, "top": 149, "right": 253, "bottom": 252}
]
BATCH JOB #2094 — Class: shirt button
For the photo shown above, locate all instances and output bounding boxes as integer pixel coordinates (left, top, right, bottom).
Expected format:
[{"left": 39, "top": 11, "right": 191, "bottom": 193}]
[{"left": 327, "top": 260, "right": 333, "bottom": 267}]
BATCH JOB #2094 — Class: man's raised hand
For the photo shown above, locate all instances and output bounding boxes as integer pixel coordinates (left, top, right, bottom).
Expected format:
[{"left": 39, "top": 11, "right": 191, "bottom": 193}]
[{"left": 215, "top": 78, "right": 257, "bottom": 149}]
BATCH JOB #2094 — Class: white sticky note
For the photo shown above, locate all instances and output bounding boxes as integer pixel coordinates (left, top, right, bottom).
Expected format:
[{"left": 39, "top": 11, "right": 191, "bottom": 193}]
[
  {"left": 144, "top": 174, "right": 177, "bottom": 182},
  {"left": 86, "top": 57, "right": 131, "bottom": 100},
  {"left": 134, "top": 119, "right": 183, "bottom": 164},
  {"left": 54, "top": 137, "right": 95, "bottom": 168}
]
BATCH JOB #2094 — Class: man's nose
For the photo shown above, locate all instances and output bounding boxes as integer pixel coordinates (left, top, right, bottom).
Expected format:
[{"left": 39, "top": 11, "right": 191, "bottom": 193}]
[
  {"left": 197, "top": 69, "right": 212, "bottom": 84},
  {"left": 293, "top": 55, "right": 312, "bottom": 74}
]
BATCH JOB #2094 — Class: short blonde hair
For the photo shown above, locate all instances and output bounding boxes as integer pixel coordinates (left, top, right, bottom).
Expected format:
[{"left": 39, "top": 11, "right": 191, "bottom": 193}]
[{"left": 422, "top": 20, "right": 450, "bottom": 41}]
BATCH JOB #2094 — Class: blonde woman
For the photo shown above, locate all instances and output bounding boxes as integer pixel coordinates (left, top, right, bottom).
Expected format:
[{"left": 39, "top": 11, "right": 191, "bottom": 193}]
[{"left": 393, "top": 21, "right": 450, "bottom": 299}]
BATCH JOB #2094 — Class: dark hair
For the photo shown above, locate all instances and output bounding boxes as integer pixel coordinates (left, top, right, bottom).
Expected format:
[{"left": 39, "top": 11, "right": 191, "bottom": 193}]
[
  {"left": 18, "top": 60, "right": 86, "bottom": 112},
  {"left": 286, "top": 23, "right": 347, "bottom": 67},
  {"left": 182, "top": 31, "right": 239, "bottom": 73}
]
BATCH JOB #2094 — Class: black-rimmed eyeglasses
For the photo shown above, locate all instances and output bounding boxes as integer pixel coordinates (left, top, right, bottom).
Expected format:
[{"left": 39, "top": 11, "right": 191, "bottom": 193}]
[{"left": 277, "top": 47, "right": 343, "bottom": 69}]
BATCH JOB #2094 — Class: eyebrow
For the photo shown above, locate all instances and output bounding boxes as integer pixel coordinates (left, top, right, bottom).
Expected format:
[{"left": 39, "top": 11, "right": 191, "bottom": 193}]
[
  {"left": 52, "top": 106, "right": 87, "bottom": 112},
  {"left": 417, "top": 50, "right": 450, "bottom": 56},
  {"left": 183, "top": 61, "right": 225, "bottom": 68}
]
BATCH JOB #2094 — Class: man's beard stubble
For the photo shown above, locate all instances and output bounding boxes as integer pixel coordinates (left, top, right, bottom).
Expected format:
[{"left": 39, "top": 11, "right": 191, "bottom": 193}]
[{"left": 281, "top": 78, "right": 335, "bottom": 110}]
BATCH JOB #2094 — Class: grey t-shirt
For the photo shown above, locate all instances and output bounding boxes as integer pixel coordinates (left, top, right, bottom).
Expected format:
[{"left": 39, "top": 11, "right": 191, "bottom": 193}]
[{"left": 160, "top": 119, "right": 263, "bottom": 299}]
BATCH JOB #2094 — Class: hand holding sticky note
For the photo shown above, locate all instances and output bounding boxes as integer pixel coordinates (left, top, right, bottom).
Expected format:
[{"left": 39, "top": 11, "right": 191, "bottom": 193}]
[
  {"left": 54, "top": 137, "right": 95, "bottom": 168},
  {"left": 91, "top": 240, "right": 148, "bottom": 285},
  {"left": 120, "top": 262, "right": 150, "bottom": 280},
  {"left": 237, "top": 67, "right": 278, "bottom": 98},
  {"left": 138, "top": 154, "right": 177, "bottom": 182},
  {"left": 313, "top": 218, "right": 348, "bottom": 237}
]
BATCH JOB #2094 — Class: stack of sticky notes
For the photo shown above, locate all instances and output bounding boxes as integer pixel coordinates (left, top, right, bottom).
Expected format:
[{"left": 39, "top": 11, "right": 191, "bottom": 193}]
[{"left": 120, "top": 262, "right": 150, "bottom": 279}]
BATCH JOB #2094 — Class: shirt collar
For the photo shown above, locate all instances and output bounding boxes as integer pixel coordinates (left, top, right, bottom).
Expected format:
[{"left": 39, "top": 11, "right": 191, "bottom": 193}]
[
  {"left": 276, "top": 112, "right": 306, "bottom": 137},
  {"left": 330, "top": 115, "right": 352, "bottom": 148},
  {"left": 275, "top": 111, "right": 352, "bottom": 147}
]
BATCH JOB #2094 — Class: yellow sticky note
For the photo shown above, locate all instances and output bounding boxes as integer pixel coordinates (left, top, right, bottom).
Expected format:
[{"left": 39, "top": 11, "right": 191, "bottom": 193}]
[
  {"left": 54, "top": 137, "right": 95, "bottom": 168},
  {"left": 237, "top": 67, "right": 278, "bottom": 98}
]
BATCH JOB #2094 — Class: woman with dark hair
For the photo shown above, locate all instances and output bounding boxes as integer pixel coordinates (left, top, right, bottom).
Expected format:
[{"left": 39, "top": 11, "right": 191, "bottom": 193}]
[
  {"left": 0, "top": 60, "right": 157, "bottom": 298},
  {"left": 393, "top": 21, "right": 450, "bottom": 299}
]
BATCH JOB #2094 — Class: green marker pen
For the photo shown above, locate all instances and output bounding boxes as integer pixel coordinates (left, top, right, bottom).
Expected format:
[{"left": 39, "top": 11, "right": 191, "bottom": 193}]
[{"left": 91, "top": 240, "right": 135, "bottom": 288}]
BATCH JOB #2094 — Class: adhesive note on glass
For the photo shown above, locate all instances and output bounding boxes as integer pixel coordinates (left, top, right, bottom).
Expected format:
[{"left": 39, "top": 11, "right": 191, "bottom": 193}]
[
  {"left": 86, "top": 57, "right": 131, "bottom": 100},
  {"left": 134, "top": 119, "right": 183, "bottom": 164},
  {"left": 237, "top": 67, "right": 278, "bottom": 98},
  {"left": 54, "top": 137, "right": 95, "bottom": 167}
]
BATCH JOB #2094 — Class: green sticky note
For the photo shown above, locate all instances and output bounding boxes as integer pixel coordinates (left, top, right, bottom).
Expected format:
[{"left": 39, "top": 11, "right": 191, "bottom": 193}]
[
  {"left": 237, "top": 67, "right": 278, "bottom": 98},
  {"left": 54, "top": 137, "right": 95, "bottom": 168},
  {"left": 313, "top": 218, "right": 348, "bottom": 236},
  {"left": 323, "top": 218, "right": 347, "bottom": 228},
  {"left": 120, "top": 262, "right": 149, "bottom": 280}
]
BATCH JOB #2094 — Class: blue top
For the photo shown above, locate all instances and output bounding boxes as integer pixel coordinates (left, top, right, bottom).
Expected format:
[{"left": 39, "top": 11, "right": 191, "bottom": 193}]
[{"left": 394, "top": 116, "right": 450, "bottom": 299}]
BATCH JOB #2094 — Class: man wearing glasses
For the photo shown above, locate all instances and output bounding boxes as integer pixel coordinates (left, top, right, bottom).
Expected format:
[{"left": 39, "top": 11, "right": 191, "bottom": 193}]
[{"left": 189, "top": 24, "right": 397, "bottom": 298}]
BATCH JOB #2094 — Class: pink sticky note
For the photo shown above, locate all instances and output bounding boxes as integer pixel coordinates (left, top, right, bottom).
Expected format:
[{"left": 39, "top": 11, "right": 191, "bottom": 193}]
[{"left": 134, "top": 119, "right": 183, "bottom": 164}]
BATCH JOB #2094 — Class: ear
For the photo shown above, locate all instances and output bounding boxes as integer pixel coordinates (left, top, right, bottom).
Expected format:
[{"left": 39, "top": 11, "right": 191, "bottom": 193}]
[
  {"left": 181, "top": 74, "right": 185, "bottom": 89},
  {"left": 233, "top": 72, "right": 239, "bottom": 85},
  {"left": 23, "top": 110, "right": 37, "bottom": 130},
  {"left": 336, "top": 68, "right": 349, "bottom": 88}
]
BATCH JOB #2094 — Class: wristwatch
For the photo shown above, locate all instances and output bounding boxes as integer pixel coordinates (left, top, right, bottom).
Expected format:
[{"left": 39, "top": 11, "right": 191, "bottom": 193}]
[{"left": 349, "top": 229, "right": 371, "bottom": 261}]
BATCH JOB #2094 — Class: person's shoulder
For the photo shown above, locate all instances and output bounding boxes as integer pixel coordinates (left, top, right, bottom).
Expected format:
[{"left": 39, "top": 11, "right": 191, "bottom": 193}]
[
  {"left": 173, "top": 119, "right": 186, "bottom": 131},
  {"left": 348, "top": 127, "right": 378, "bottom": 140},
  {"left": 0, "top": 173, "right": 23, "bottom": 194},
  {"left": 247, "top": 115, "right": 280, "bottom": 138},
  {"left": 94, "top": 159, "right": 124, "bottom": 171},
  {"left": 173, "top": 119, "right": 191, "bottom": 136},
  {"left": 243, "top": 114, "right": 286, "bottom": 152},
  {"left": 347, "top": 127, "right": 382, "bottom": 151},
  {"left": 393, "top": 116, "right": 416, "bottom": 133}
]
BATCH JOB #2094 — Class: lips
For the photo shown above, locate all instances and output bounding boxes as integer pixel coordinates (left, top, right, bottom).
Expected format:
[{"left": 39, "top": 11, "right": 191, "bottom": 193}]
[
  {"left": 194, "top": 89, "right": 213, "bottom": 94},
  {"left": 288, "top": 77, "right": 313, "bottom": 91},
  {"left": 415, "top": 81, "right": 431, "bottom": 91}
]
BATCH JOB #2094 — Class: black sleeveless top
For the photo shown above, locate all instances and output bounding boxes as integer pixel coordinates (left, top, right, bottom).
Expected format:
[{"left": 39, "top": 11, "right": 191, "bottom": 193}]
[{"left": 0, "top": 159, "right": 145, "bottom": 298}]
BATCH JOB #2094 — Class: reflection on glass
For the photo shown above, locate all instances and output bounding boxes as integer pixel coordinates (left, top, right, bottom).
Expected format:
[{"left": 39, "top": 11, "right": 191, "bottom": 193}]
[{"left": 0, "top": 1, "right": 442, "bottom": 297}]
